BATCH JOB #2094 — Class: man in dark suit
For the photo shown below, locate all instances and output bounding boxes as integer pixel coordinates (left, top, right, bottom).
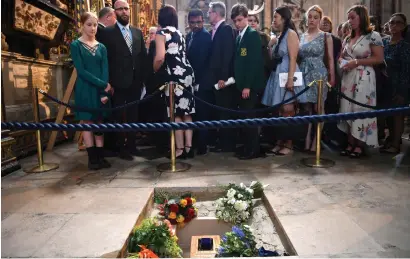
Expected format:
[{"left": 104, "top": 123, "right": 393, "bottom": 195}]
[
  {"left": 186, "top": 9, "right": 213, "bottom": 155},
  {"left": 207, "top": 1, "right": 236, "bottom": 153},
  {"left": 96, "top": 7, "right": 116, "bottom": 42},
  {"left": 231, "top": 3, "right": 265, "bottom": 159},
  {"left": 98, "top": 0, "right": 147, "bottom": 160}
]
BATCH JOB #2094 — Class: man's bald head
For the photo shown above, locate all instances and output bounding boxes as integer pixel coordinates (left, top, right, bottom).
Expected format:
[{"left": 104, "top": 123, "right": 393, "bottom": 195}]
[
  {"left": 114, "top": 0, "right": 128, "bottom": 9},
  {"left": 114, "top": 0, "right": 130, "bottom": 25},
  {"left": 98, "top": 7, "right": 116, "bottom": 26}
]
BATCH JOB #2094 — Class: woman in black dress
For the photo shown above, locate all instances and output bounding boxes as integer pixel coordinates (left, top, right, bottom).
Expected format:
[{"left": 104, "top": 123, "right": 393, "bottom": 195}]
[{"left": 154, "top": 5, "right": 196, "bottom": 159}]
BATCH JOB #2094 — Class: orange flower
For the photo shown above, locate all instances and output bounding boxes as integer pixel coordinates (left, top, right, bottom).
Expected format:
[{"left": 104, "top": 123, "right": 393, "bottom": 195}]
[{"left": 168, "top": 212, "right": 177, "bottom": 219}]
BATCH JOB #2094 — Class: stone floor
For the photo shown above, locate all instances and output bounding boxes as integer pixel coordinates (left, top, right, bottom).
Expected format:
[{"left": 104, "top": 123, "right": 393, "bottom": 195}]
[{"left": 1, "top": 141, "right": 410, "bottom": 258}]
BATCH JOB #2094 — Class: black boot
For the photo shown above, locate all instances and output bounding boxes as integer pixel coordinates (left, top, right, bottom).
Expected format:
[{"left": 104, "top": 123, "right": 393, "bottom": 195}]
[
  {"left": 86, "top": 147, "right": 102, "bottom": 170},
  {"left": 96, "top": 147, "right": 111, "bottom": 169}
]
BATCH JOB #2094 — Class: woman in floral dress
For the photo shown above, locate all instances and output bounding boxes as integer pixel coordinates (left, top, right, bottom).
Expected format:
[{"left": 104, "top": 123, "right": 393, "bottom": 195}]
[
  {"left": 338, "top": 5, "right": 384, "bottom": 158},
  {"left": 154, "top": 5, "right": 196, "bottom": 159}
]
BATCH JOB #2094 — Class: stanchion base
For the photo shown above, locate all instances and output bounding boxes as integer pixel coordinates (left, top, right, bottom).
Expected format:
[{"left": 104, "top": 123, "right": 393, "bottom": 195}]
[
  {"left": 301, "top": 157, "right": 335, "bottom": 168},
  {"left": 25, "top": 163, "right": 59, "bottom": 173},
  {"left": 157, "top": 162, "right": 191, "bottom": 173}
]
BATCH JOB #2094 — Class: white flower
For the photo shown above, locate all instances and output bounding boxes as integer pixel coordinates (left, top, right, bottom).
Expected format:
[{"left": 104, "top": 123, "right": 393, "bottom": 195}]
[
  {"left": 178, "top": 98, "right": 189, "bottom": 110},
  {"left": 167, "top": 42, "right": 179, "bottom": 55},
  {"left": 173, "top": 65, "right": 186, "bottom": 76},
  {"left": 216, "top": 211, "right": 222, "bottom": 217},
  {"left": 179, "top": 75, "right": 193, "bottom": 87},
  {"left": 237, "top": 194, "right": 243, "bottom": 199},
  {"left": 167, "top": 199, "right": 176, "bottom": 204},
  {"left": 240, "top": 183, "right": 246, "bottom": 189},
  {"left": 228, "top": 198, "right": 236, "bottom": 204},
  {"left": 234, "top": 201, "right": 248, "bottom": 211},
  {"left": 246, "top": 188, "right": 254, "bottom": 195},
  {"left": 165, "top": 33, "right": 172, "bottom": 42},
  {"left": 250, "top": 181, "right": 258, "bottom": 187},
  {"left": 174, "top": 87, "right": 183, "bottom": 96},
  {"left": 227, "top": 189, "right": 236, "bottom": 199}
]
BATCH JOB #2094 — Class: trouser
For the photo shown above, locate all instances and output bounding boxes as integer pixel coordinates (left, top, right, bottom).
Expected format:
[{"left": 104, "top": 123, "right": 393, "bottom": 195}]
[
  {"left": 237, "top": 89, "right": 260, "bottom": 154},
  {"left": 195, "top": 89, "right": 215, "bottom": 151},
  {"left": 214, "top": 85, "right": 237, "bottom": 151},
  {"left": 112, "top": 87, "right": 141, "bottom": 152}
]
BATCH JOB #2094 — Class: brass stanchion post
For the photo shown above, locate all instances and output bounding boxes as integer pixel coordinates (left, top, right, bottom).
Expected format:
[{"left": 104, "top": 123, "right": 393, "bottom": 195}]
[
  {"left": 25, "top": 88, "right": 59, "bottom": 173},
  {"left": 157, "top": 82, "right": 191, "bottom": 172},
  {"left": 301, "top": 79, "right": 335, "bottom": 168}
]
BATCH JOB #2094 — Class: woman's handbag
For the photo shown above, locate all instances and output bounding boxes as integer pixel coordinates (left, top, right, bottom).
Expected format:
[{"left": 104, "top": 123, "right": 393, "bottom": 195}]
[{"left": 273, "top": 89, "right": 309, "bottom": 141}]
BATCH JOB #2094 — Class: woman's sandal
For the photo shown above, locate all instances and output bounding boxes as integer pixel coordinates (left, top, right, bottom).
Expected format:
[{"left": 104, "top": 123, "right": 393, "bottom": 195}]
[
  {"left": 276, "top": 145, "right": 293, "bottom": 156},
  {"left": 349, "top": 147, "right": 365, "bottom": 159},
  {"left": 340, "top": 145, "right": 353, "bottom": 156},
  {"left": 266, "top": 145, "right": 282, "bottom": 156}
]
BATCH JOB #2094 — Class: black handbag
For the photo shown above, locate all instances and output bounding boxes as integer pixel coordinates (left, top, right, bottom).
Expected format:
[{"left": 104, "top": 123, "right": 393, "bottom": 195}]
[{"left": 272, "top": 90, "right": 309, "bottom": 141}]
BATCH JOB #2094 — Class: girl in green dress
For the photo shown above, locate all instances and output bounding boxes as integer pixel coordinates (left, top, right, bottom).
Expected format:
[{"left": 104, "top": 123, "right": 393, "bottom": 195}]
[{"left": 71, "top": 12, "right": 113, "bottom": 170}]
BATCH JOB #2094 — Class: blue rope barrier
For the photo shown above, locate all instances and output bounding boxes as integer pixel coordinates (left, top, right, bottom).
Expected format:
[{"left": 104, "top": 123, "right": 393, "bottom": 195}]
[{"left": 3, "top": 106, "right": 410, "bottom": 132}]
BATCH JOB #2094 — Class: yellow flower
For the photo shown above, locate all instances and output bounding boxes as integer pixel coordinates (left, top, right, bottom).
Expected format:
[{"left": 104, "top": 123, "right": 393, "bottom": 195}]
[
  {"left": 194, "top": 208, "right": 198, "bottom": 214},
  {"left": 168, "top": 212, "right": 177, "bottom": 219},
  {"left": 176, "top": 214, "right": 185, "bottom": 223},
  {"left": 178, "top": 222, "right": 185, "bottom": 228},
  {"left": 191, "top": 198, "right": 196, "bottom": 204},
  {"left": 180, "top": 199, "right": 188, "bottom": 207},
  {"left": 172, "top": 235, "right": 178, "bottom": 242}
]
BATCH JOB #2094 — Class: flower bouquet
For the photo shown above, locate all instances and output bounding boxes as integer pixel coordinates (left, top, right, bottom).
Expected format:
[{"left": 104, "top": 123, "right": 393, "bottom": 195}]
[
  {"left": 158, "top": 194, "right": 198, "bottom": 227},
  {"left": 128, "top": 218, "right": 182, "bottom": 258},
  {"left": 216, "top": 225, "right": 257, "bottom": 257},
  {"left": 215, "top": 181, "right": 269, "bottom": 224}
]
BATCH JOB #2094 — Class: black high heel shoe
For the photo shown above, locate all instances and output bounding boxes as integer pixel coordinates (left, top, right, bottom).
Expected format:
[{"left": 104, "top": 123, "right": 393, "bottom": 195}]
[
  {"left": 166, "top": 148, "right": 187, "bottom": 160},
  {"left": 185, "top": 146, "right": 195, "bottom": 159}
]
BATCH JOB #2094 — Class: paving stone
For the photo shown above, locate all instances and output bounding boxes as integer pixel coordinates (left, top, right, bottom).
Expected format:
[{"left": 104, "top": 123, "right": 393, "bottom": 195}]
[
  {"left": 32, "top": 213, "right": 139, "bottom": 258},
  {"left": 279, "top": 208, "right": 385, "bottom": 256},
  {"left": 1, "top": 213, "right": 73, "bottom": 258}
]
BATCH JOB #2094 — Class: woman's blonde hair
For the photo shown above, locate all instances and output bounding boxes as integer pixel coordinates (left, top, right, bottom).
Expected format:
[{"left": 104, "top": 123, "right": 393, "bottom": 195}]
[{"left": 307, "top": 5, "right": 323, "bottom": 19}]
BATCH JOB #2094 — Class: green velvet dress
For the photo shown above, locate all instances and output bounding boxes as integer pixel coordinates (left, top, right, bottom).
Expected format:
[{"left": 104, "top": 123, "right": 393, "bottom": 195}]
[{"left": 70, "top": 39, "right": 110, "bottom": 121}]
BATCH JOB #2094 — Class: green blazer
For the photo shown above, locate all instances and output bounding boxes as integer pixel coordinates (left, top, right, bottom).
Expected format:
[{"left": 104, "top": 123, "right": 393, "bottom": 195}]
[{"left": 234, "top": 26, "right": 265, "bottom": 92}]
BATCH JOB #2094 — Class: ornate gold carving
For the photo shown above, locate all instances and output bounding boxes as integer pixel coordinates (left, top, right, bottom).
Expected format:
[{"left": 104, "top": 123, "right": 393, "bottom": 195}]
[{"left": 14, "top": 0, "right": 61, "bottom": 40}]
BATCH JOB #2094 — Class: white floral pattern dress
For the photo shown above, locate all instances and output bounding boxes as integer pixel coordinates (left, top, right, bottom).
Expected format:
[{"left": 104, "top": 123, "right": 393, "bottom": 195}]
[
  {"left": 158, "top": 26, "right": 196, "bottom": 117},
  {"left": 338, "top": 31, "right": 383, "bottom": 147}
]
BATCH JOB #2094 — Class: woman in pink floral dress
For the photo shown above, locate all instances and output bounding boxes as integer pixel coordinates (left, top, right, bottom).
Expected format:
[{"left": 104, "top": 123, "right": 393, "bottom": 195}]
[{"left": 338, "top": 5, "right": 384, "bottom": 158}]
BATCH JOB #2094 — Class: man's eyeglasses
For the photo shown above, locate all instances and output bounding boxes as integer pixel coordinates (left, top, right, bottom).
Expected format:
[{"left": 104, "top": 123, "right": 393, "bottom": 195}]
[
  {"left": 388, "top": 20, "right": 404, "bottom": 26},
  {"left": 189, "top": 21, "right": 203, "bottom": 25},
  {"left": 115, "top": 7, "right": 129, "bottom": 11}
]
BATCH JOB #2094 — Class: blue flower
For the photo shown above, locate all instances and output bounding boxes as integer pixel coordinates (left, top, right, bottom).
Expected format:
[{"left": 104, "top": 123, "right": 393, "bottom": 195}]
[
  {"left": 232, "top": 226, "right": 245, "bottom": 238},
  {"left": 222, "top": 235, "right": 227, "bottom": 243},
  {"left": 218, "top": 246, "right": 226, "bottom": 254}
]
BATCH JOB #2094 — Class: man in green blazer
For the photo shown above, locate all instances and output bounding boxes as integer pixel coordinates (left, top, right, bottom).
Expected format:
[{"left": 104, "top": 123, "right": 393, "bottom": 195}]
[{"left": 231, "top": 3, "right": 265, "bottom": 160}]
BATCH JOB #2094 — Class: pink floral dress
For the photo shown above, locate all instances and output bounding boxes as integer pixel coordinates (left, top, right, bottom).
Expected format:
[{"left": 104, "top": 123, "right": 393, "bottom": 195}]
[{"left": 338, "top": 31, "right": 383, "bottom": 147}]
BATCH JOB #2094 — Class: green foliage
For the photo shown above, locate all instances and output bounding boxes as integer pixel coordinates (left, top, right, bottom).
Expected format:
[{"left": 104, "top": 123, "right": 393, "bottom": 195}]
[
  {"left": 128, "top": 218, "right": 182, "bottom": 258},
  {"left": 217, "top": 225, "right": 258, "bottom": 257}
]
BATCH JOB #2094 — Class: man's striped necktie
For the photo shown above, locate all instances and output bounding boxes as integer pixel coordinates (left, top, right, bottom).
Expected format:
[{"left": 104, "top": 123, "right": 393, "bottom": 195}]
[{"left": 123, "top": 27, "right": 132, "bottom": 53}]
